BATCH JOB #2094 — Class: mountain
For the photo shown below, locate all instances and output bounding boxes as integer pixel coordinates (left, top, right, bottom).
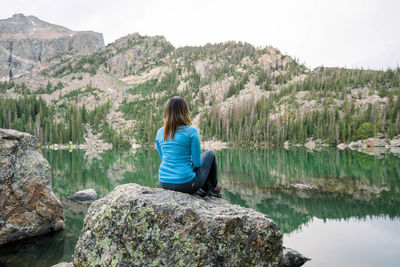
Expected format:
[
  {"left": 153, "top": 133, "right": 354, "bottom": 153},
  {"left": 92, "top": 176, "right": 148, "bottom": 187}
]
[
  {"left": 0, "top": 14, "right": 399, "bottom": 150},
  {"left": 0, "top": 14, "right": 104, "bottom": 81}
]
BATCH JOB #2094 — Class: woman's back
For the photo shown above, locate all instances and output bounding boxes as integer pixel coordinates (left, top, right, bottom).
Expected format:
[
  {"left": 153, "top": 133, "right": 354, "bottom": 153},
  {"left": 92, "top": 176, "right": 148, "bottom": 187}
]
[{"left": 156, "top": 125, "right": 201, "bottom": 184}]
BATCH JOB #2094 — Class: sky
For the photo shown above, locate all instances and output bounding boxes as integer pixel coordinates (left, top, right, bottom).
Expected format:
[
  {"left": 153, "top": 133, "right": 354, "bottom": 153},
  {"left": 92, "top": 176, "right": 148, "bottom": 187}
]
[{"left": 1, "top": 0, "right": 399, "bottom": 70}]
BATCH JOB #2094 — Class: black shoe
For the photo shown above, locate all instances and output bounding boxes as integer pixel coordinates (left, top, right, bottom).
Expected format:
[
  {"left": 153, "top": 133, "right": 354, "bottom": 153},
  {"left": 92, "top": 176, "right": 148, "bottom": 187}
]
[
  {"left": 210, "top": 185, "right": 222, "bottom": 198},
  {"left": 194, "top": 188, "right": 207, "bottom": 197}
]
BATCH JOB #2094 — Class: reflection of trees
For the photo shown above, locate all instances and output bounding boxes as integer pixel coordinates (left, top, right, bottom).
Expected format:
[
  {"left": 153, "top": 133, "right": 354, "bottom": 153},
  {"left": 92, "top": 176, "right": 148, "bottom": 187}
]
[
  {"left": 217, "top": 148, "right": 400, "bottom": 193},
  {"left": 218, "top": 148, "right": 400, "bottom": 234},
  {"left": 42, "top": 148, "right": 161, "bottom": 199},
  {"left": 223, "top": 183, "right": 400, "bottom": 235}
]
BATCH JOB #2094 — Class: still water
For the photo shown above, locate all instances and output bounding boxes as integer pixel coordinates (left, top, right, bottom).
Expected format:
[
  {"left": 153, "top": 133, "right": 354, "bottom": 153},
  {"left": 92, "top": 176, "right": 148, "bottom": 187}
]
[{"left": 0, "top": 148, "right": 399, "bottom": 266}]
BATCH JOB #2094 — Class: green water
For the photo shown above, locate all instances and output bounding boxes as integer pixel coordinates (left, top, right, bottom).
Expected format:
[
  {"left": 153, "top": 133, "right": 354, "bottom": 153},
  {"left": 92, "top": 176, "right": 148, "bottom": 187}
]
[{"left": 0, "top": 148, "right": 399, "bottom": 266}]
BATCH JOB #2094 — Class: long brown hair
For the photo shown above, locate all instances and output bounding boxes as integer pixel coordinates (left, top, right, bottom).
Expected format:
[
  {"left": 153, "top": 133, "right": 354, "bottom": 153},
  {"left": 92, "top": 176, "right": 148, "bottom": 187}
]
[{"left": 163, "top": 96, "right": 192, "bottom": 141}]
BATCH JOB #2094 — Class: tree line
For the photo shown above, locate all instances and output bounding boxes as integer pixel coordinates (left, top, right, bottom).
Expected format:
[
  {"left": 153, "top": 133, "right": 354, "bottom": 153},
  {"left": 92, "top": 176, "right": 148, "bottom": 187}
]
[
  {"left": 201, "top": 68, "right": 400, "bottom": 145},
  {"left": 0, "top": 96, "right": 129, "bottom": 148}
]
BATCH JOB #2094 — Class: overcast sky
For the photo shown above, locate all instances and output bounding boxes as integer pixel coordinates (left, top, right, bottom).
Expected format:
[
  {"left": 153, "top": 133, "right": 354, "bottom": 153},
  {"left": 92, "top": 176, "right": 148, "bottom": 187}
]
[{"left": 1, "top": 0, "right": 399, "bottom": 70}]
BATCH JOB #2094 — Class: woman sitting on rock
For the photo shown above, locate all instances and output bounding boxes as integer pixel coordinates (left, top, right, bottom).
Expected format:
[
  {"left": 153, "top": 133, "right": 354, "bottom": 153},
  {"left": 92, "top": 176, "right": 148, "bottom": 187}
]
[{"left": 155, "top": 96, "right": 221, "bottom": 198}]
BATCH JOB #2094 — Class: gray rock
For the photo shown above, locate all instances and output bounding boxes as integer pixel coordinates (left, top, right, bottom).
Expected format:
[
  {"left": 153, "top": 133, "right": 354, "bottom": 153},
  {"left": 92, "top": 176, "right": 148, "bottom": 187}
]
[
  {"left": 304, "top": 139, "right": 316, "bottom": 150},
  {"left": 363, "top": 138, "right": 387, "bottom": 147},
  {"left": 105, "top": 33, "right": 173, "bottom": 78},
  {"left": 282, "top": 247, "right": 310, "bottom": 267},
  {"left": 68, "top": 188, "right": 97, "bottom": 202},
  {"left": 289, "top": 184, "right": 318, "bottom": 190},
  {"left": 51, "top": 262, "right": 73, "bottom": 267},
  {"left": 389, "top": 147, "right": 400, "bottom": 157},
  {"left": 73, "top": 183, "right": 283, "bottom": 266},
  {"left": 337, "top": 143, "right": 347, "bottom": 150},
  {"left": 284, "top": 140, "right": 290, "bottom": 150},
  {"left": 349, "top": 141, "right": 366, "bottom": 149},
  {"left": 390, "top": 135, "right": 400, "bottom": 147},
  {"left": 0, "top": 128, "right": 64, "bottom": 246}
]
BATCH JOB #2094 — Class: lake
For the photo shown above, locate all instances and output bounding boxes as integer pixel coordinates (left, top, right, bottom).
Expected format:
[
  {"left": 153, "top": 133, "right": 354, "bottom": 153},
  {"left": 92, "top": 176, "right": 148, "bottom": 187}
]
[{"left": 1, "top": 148, "right": 399, "bottom": 267}]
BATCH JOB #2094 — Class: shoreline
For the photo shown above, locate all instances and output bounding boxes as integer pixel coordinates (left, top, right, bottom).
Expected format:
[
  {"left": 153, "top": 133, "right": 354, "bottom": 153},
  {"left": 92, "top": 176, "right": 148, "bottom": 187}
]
[{"left": 41, "top": 139, "right": 400, "bottom": 158}]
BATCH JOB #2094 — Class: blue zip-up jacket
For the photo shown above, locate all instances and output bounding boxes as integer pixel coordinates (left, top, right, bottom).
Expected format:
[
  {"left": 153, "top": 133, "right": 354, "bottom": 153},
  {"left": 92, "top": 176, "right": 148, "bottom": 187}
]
[{"left": 155, "top": 125, "right": 202, "bottom": 184}]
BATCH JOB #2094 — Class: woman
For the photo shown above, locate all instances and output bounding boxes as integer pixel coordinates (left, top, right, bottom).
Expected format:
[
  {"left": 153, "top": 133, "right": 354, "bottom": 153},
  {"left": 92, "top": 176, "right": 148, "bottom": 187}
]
[{"left": 155, "top": 96, "right": 221, "bottom": 197}]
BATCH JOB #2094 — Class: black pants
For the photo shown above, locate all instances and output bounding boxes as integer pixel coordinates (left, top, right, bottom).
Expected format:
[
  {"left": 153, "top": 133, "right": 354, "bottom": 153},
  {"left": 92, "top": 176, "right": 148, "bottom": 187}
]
[{"left": 160, "top": 150, "right": 218, "bottom": 194}]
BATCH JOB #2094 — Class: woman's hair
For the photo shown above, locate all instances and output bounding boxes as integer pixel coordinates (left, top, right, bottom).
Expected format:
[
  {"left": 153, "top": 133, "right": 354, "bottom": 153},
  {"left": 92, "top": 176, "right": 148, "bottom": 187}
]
[{"left": 163, "top": 96, "right": 192, "bottom": 141}]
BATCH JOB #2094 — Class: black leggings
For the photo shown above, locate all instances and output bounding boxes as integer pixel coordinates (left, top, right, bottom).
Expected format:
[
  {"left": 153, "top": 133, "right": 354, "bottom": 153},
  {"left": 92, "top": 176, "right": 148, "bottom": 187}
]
[{"left": 160, "top": 150, "right": 218, "bottom": 194}]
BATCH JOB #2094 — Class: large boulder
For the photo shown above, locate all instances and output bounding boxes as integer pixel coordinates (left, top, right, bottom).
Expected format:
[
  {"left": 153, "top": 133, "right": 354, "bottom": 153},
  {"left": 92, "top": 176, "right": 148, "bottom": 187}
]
[
  {"left": 0, "top": 128, "right": 64, "bottom": 246},
  {"left": 73, "top": 183, "right": 283, "bottom": 266}
]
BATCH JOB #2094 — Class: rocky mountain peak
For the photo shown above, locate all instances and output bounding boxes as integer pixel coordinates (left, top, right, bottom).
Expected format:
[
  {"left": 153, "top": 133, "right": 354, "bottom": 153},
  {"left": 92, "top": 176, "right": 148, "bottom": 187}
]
[
  {"left": 0, "top": 14, "right": 105, "bottom": 80},
  {"left": 0, "top": 13, "right": 72, "bottom": 40}
]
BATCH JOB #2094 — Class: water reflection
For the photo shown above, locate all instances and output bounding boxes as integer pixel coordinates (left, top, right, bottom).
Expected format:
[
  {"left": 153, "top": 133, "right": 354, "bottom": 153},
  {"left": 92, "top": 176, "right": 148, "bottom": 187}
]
[
  {"left": 217, "top": 148, "right": 400, "bottom": 233},
  {"left": 0, "top": 147, "right": 399, "bottom": 266},
  {"left": 284, "top": 217, "right": 400, "bottom": 267}
]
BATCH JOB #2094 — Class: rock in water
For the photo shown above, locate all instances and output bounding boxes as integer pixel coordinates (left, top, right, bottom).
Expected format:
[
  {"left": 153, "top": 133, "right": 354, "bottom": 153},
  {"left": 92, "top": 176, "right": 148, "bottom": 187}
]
[
  {"left": 390, "top": 135, "right": 400, "bottom": 147},
  {"left": 282, "top": 247, "right": 310, "bottom": 267},
  {"left": 349, "top": 141, "right": 366, "bottom": 149},
  {"left": 363, "top": 137, "right": 387, "bottom": 147},
  {"left": 337, "top": 143, "right": 347, "bottom": 150},
  {"left": 51, "top": 262, "right": 73, "bottom": 267},
  {"left": 289, "top": 184, "right": 317, "bottom": 190},
  {"left": 73, "top": 183, "right": 283, "bottom": 266},
  {"left": 68, "top": 188, "right": 97, "bottom": 202},
  {"left": 304, "top": 139, "right": 316, "bottom": 150},
  {"left": 0, "top": 128, "right": 64, "bottom": 246}
]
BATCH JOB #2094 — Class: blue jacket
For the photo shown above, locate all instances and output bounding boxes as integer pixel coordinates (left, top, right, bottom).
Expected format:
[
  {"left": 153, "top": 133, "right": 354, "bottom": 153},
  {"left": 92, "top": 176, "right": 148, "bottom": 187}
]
[{"left": 155, "top": 125, "right": 202, "bottom": 184}]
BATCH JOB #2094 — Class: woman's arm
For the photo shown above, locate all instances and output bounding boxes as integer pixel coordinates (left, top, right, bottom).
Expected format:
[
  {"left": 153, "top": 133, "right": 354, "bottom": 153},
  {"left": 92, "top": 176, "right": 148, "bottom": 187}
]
[
  {"left": 191, "top": 128, "right": 202, "bottom": 168},
  {"left": 155, "top": 140, "right": 163, "bottom": 159}
]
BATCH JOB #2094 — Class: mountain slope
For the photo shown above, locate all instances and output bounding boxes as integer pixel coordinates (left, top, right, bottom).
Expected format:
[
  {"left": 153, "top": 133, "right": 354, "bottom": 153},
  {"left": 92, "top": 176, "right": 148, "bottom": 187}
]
[
  {"left": 0, "top": 15, "right": 399, "bottom": 150},
  {"left": 0, "top": 14, "right": 104, "bottom": 81}
]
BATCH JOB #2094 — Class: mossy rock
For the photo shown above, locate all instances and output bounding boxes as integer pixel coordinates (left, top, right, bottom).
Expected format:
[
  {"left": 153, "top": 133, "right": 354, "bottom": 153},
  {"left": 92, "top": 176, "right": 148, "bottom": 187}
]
[{"left": 73, "top": 183, "right": 282, "bottom": 266}]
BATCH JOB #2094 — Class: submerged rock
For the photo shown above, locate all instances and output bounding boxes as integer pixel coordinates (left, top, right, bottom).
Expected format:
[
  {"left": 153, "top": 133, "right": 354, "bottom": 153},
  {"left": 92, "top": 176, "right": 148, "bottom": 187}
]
[
  {"left": 282, "top": 247, "right": 310, "bottom": 267},
  {"left": 0, "top": 128, "right": 64, "bottom": 246},
  {"left": 73, "top": 183, "right": 283, "bottom": 266},
  {"left": 68, "top": 188, "right": 97, "bottom": 202}
]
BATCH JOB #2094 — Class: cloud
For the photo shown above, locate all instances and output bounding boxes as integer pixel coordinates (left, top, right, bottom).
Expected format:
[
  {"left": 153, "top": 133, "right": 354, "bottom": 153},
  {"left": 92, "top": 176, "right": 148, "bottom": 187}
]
[{"left": 1, "top": 0, "right": 399, "bottom": 70}]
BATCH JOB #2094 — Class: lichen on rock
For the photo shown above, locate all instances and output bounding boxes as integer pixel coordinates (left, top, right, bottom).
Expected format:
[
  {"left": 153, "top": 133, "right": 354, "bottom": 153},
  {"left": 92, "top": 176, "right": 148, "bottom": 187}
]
[{"left": 73, "top": 183, "right": 283, "bottom": 266}]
